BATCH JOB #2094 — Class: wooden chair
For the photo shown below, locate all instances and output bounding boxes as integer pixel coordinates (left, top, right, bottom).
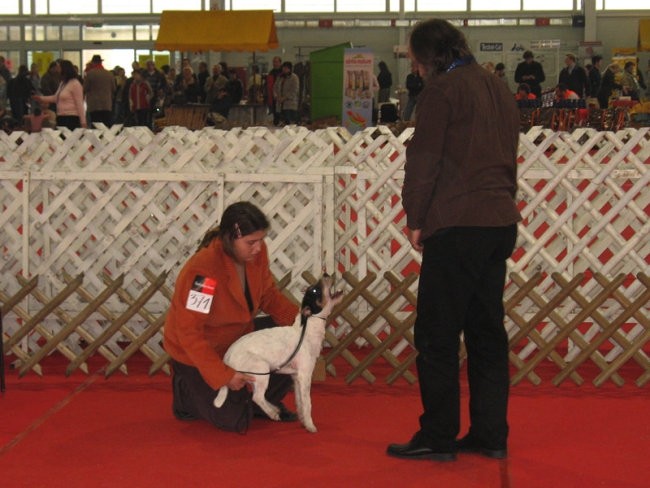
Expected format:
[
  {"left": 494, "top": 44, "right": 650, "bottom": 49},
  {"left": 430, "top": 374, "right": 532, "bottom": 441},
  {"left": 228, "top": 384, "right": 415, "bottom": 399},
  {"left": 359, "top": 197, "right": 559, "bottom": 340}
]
[{"left": 155, "top": 105, "right": 209, "bottom": 130}]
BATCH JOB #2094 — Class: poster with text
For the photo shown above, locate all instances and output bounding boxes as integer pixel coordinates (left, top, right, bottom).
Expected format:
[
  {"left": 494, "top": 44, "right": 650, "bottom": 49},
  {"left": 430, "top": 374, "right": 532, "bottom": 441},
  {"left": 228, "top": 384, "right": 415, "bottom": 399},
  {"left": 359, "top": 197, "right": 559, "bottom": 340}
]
[{"left": 342, "top": 48, "right": 374, "bottom": 134}]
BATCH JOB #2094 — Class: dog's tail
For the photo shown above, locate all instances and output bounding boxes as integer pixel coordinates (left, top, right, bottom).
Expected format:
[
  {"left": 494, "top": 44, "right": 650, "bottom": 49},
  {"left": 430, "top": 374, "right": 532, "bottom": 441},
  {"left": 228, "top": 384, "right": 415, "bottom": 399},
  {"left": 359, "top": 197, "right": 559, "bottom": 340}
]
[{"left": 214, "top": 386, "right": 229, "bottom": 408}]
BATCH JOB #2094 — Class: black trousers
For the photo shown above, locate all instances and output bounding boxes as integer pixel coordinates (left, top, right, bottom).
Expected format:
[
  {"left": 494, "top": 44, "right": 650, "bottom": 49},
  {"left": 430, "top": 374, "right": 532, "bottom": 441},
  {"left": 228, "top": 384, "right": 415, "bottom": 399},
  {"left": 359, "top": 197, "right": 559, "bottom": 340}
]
[
  {"left": 89, "top": 110, "right": 112, "bottom": 128},
  {"left": 56, "top": 115, "right": 81, "bottom": 130},
  {"left": 414, "top": 225, "right": 517, "bottom": 451},
  {"left": 171, "top": 316, "right": 293, "bottom": 433}
]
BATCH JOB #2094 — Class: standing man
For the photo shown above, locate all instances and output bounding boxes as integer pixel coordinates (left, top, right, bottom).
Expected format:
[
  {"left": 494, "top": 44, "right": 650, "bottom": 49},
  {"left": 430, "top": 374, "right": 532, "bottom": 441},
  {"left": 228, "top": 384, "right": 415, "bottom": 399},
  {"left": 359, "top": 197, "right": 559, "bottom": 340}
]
[
  {"left": 0, "top": 56, "right": 11, "bottom": 85},
  {"left": 597, "top": 63, "right": 622, "bottom": 109},
  {"left": 403, "top": 62, "right": 424, "bottom": 121},
  {"left": 28, "top": 63, "right": 41, "bottom": 94},
  {"left": 494, "top": 62, "right": 511, "bottom": 92},
  {"left": 558, "top": 53, "right": 588, "bottom": 98},
  {"left": 84, "top": 54, "right": 116, "bottom": 127},
  {"left": 589, "top": 55, "right": 603, "bottom": 104},
  {"left": 142, "top": 60, "right": 168, "bottom": 124},
  {"left": 7, "top": 65, "right": 33, "bottom": 121},
  {"left": 266, "top": 56, "right": 282, "bottom": 126},
  {"left": 196, "top": 61, "right": 210, "bottom": 103},
  {"left": 248, "top": 65, "right": 263, "bottom": 103},
  {"left": 0, "top": 55, "right": 12, "bottom": 119},
  {"left": 620, "top": 61, "right": 644, "bottom": 101},
  {"left": 112, "top": 66, "right": 128, "bottom": 125},
  {"left": 273, "top": 61, "right": 300, "bottom": 125},
  {"left": 129, "top": 69, "right": 152, "bottom": 127},
  {"left": 387, "top": 18, "right": 521, "bottom": 462},
  {"left": 377, "top": 61, "right": 393, "bottom": 103},
  {"left": 514, "top": 50, "right": 545, "bottom": 99},
  {"left": 40, "top": 61, "right": 61, "bottom": 98},
  {"left": 204, "top": 64, "right": 229, "bottom": 106}
]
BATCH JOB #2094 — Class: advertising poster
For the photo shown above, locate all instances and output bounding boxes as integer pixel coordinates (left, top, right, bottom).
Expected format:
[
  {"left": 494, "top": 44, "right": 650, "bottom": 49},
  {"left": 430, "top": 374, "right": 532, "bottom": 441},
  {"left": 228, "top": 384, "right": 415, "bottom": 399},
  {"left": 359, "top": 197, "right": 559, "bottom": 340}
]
[
  {"left": 154, "top": 54, "right": 170, "bottom": 70},
  {"left": 342, "top": 48, "right": 373, "bottom": 134},
  {"left": 32, "top": 52, "right": 54, "bottom": 76}
]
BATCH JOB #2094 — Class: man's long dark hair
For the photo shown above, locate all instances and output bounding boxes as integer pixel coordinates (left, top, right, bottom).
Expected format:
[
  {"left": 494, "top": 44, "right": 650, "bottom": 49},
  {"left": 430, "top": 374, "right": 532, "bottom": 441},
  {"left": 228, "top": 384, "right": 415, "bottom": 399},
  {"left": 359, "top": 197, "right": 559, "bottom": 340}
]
[
  {"left": 409, "top": 19, "right": 473, "bottom": 78},
  {"left": 198, "top": 202, "right": 270, "bottom": 258}
]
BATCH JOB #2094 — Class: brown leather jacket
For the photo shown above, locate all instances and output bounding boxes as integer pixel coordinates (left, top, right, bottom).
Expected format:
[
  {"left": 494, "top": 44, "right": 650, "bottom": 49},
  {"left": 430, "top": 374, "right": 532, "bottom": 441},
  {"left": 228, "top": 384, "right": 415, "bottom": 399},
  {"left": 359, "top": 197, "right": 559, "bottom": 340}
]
[{"left": 402, "top": 61, "right": 521, "bottom": 240}]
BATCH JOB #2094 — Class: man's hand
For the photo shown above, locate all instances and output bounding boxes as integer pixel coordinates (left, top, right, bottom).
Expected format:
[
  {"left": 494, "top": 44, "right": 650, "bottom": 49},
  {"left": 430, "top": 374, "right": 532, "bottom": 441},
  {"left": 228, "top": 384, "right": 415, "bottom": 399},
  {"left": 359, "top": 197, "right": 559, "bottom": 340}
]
[{"left": 407, "top": 228, "right": 423, "bottom": 253}]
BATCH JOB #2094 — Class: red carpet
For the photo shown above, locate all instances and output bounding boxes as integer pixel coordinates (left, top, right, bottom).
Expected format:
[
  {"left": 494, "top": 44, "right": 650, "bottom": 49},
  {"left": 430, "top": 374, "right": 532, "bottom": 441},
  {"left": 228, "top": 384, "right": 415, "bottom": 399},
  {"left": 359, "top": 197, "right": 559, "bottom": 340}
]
[{"left": 1, "top": 355, "right": 648, "bottom": 488}]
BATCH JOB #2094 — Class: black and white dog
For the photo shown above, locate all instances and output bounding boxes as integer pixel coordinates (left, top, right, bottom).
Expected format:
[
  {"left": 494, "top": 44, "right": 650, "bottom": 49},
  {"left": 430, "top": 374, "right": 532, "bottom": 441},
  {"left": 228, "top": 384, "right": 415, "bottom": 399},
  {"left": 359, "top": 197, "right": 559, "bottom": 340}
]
[{"left": 215, "top": 274, "right": 343, "bottom": 432}]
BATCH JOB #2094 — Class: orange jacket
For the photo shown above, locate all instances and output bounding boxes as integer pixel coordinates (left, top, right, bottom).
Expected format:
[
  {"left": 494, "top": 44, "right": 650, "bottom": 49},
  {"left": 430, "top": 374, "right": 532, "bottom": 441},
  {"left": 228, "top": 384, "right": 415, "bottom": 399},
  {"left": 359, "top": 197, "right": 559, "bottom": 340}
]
[{"left": 163, "top": 238, "right": 298, "bottom": 389}]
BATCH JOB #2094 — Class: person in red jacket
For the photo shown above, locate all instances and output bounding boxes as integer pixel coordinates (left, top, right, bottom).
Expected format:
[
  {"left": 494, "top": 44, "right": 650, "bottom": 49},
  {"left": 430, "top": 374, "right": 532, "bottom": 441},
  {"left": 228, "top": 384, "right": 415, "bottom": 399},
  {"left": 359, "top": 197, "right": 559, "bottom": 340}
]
[
  {"left": 514, "top": 83, "right": 537, "bottom": 101},
  {"left": 163, "top": 202, "right": 299, "bottom": 433},
  {"left": 128, "top": 69, "right": 152, "bottom": 127},
  {"left": 266, "top": 56, "right": 282, "bottom": 126},
  {"left": 554, "top": 82, "right": 579, "bottom": 102}
]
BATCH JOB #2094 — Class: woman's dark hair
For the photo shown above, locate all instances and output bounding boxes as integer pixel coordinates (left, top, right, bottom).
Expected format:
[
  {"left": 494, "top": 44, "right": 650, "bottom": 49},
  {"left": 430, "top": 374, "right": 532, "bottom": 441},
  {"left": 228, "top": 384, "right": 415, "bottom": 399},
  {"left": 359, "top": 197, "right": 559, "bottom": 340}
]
[
  {"left": 378, "top": 61, "right": 389, "bottom": 73},
  {"left": 198, "top": 202, "right": 270, "bottom": 256},
  {"left": 59, "top": 60, "right": 77, "bottom": 83},
  {"left": 409, "top": 19, "right": 473, "bottom": 77}
]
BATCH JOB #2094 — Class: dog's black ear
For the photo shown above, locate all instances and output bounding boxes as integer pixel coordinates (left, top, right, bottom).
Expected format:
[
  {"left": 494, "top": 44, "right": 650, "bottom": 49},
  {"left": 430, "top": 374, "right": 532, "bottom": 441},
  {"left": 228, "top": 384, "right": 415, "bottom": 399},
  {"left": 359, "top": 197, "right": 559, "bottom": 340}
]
[{"left": 300, "top": 306, "right": 313, "bottom": 327}]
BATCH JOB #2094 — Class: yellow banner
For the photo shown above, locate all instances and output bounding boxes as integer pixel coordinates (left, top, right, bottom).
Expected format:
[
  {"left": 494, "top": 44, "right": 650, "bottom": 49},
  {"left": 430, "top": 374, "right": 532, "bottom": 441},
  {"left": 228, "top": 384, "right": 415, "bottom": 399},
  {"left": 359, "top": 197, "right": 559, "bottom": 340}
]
[{"left": 32, "top": 52, "right": 54, "bottom": 76}]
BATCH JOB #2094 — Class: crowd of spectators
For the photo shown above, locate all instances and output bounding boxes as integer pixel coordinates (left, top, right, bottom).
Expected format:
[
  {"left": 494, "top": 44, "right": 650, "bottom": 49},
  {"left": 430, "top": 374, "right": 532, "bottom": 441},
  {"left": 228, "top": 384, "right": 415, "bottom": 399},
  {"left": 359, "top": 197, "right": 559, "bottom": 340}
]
[
  {"left": 510, "top": 51, "right": 647, "bottom": 110},
  {"left": 0, "top": 54, "right": 301, "bottom": 133},
  {"left": 1, "top": 51, "right": 646, "bottom": 133},
  {"left": 401, "top": 51, "right": 647, "bottom": 125}
]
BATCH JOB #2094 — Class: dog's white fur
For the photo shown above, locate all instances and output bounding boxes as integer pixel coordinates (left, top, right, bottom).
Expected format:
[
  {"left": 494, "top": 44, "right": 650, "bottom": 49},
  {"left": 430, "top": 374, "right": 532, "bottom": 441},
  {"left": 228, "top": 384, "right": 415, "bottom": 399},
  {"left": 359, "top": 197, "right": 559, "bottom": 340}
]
[{"left": 215, "top": 276, "right": 342, "bottom": 433}]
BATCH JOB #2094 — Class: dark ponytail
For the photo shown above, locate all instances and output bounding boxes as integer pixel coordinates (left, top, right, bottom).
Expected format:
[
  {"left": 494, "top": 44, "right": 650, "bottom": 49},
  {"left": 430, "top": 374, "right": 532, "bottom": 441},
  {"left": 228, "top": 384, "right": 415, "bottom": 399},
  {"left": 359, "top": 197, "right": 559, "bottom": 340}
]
[{"left": 197, "top": 202, "right": 270, "bottom": 257}]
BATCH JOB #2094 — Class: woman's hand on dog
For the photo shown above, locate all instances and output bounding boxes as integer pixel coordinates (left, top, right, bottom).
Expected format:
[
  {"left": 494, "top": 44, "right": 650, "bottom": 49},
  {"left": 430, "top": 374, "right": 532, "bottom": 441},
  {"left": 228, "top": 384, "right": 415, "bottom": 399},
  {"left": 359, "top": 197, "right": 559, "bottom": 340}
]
[{"left": 228, "top": 372, "right": 255, "bottom": 391}]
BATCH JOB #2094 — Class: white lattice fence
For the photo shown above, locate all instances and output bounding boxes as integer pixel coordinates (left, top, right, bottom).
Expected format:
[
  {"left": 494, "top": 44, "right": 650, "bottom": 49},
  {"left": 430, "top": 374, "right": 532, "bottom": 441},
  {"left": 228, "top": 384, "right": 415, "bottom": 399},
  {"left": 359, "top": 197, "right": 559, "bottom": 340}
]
[
  {"left": 0, "top": 125, "right": 648, "bottom": 384},
  {"left": 510, "top": 127, "right": 649, "bottom": 370}
]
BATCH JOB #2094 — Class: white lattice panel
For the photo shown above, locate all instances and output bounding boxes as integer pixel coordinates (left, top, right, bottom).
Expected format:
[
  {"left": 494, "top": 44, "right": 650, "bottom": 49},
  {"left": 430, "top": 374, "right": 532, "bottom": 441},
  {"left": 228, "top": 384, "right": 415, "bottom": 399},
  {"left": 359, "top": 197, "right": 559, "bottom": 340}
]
[
  {"left": 0, "top": 125, "right": 648, "bottom": 368},
  {"left": 508, "top": 127, "right": 649, "bottom": 363}
]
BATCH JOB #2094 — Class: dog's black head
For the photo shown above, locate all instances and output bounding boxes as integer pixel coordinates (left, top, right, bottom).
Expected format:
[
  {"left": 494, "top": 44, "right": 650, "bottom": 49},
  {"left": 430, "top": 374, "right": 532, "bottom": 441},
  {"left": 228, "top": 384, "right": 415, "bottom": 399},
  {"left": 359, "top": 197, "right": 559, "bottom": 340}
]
[
  {"left": 300, "top": 273, "right": 338, "bottom": 327},
  {"left": 300, "top": 279, "right": 324, "bottom": 327}
]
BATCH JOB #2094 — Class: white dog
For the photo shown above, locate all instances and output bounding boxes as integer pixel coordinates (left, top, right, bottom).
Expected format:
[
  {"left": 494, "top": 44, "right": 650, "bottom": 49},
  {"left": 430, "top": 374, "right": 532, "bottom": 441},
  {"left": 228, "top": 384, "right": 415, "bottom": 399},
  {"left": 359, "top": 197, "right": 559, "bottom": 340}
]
[{"left": 214, "top": 274, "right": 343, "bottom": 433}]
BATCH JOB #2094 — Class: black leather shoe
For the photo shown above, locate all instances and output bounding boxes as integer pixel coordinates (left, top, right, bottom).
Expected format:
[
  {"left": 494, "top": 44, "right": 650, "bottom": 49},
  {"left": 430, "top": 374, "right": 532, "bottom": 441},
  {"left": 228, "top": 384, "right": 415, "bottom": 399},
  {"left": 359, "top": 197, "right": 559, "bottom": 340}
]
[
  {"left": 456, "top": 434, "right": 507, "bottom": 459},
  {"left": 387, "top": 435, "right": 457, "bottom": 462}
]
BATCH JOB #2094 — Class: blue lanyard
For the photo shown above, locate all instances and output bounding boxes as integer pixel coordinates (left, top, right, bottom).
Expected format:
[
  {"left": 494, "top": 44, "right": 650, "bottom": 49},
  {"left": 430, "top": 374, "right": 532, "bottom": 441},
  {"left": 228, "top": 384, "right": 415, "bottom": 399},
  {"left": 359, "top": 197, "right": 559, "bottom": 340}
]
[{"left": 446, "top": 56, "right": 474, "bottom": 73}]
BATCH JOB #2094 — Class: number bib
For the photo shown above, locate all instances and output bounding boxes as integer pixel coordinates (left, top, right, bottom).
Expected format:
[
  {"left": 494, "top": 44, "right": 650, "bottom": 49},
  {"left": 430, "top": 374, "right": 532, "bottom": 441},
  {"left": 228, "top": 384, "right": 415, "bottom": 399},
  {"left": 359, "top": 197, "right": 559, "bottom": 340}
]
[{"left": 185, "top": 275, "right": 217, "bottom": 314}]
